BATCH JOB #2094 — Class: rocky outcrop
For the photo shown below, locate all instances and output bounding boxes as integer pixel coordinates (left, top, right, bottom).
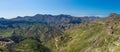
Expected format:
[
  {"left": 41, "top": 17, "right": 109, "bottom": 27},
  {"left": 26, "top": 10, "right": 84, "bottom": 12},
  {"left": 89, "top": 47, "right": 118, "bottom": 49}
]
[{"left": 0, "top": 38, "right": 14, "bottom": 52}]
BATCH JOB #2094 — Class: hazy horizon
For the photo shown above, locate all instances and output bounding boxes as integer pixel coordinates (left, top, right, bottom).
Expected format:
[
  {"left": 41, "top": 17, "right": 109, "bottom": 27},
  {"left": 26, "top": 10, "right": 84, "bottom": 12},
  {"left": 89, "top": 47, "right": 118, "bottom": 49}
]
[{"left": 0, "top": 0, "right": 120, "bottom": 18}]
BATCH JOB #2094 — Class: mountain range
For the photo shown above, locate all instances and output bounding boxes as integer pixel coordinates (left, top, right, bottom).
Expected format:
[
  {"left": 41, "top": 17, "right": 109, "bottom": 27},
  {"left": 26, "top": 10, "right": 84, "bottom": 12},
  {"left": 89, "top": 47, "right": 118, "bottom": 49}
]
[{"left": 0, "top": 14, "right": 110, "bottom": 52}]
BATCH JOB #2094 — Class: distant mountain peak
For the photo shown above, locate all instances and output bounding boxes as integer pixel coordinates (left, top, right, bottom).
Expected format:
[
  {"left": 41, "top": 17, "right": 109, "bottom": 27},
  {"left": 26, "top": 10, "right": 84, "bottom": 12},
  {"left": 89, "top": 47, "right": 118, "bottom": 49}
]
[{"left": 34, "top": 14, "right": 43, "bottom": 16}]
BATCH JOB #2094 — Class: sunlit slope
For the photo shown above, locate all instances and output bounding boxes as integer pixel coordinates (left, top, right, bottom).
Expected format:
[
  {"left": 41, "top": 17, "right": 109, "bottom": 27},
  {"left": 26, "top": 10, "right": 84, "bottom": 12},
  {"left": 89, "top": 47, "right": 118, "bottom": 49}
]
[{"left": 60, "top": 13, "right": 120, "bottom": 52}]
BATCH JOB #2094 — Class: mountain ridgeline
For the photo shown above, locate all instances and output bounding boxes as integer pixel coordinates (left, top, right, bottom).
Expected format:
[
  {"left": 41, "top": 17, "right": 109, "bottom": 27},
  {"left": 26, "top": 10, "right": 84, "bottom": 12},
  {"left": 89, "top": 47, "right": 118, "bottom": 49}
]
[
  {"left": 0, "top": 14, "right": 100, "bottom": 30},
  {"left": 0, "top": 14, "right": 102, "bottom": 52}
]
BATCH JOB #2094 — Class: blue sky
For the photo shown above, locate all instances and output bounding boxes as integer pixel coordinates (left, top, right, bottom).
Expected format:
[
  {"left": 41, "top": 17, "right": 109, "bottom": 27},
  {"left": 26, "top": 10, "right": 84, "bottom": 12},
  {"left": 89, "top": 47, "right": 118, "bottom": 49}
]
[{"left": 0, "top": 0, "right": 120, "bottom": 18}]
